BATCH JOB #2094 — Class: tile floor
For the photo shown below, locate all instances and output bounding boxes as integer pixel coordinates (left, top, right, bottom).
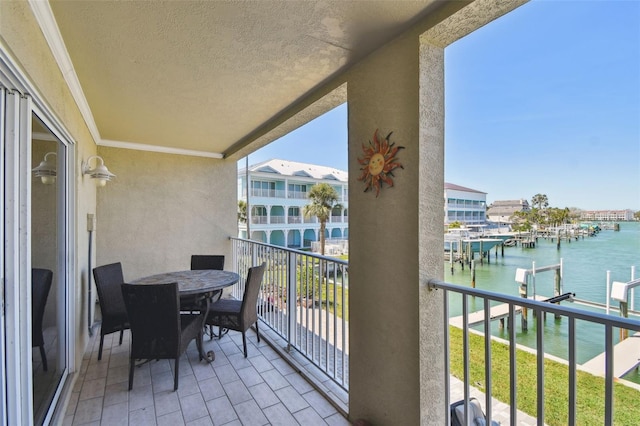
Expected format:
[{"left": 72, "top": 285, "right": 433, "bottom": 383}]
[
  {"left": 63, "top": 323, "right": 539, "bottom": 425},
  {"left": 63, "top": 326, "right": 351, "bottom": 426}
]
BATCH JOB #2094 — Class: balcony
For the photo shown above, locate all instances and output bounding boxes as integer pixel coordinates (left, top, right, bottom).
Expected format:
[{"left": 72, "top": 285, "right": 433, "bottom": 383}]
[
  {"left": 270, "top": 216, "right": 286, "bottom": 224},
  {"left": 66, "top": 326, "right": 350, "bottom": 425},
  {"left": 251, "top": 216, "right": 268, "bottom": 225},
  {"left": 288, "top": 216, "right": 302, "bottom": 224},
  {"left": 251, "top": 189, "right": 286, "bottom": 199},
  {"left": 65, "top": 240, "right": 640, "bottom": 425},
  {"left": 288, "top": 191, "right": 309, "bottom": 200}
]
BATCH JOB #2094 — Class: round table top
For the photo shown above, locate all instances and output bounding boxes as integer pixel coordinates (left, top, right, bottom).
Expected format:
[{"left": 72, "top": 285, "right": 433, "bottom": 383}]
[{"left": 130, "top": 269, "right": 240, "bottom": 296}]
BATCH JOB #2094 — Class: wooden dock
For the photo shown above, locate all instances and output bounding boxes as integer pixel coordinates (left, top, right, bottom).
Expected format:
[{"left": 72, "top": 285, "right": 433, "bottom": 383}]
[
  {"left": 449, "top": 296, "right": 548, "bottom": 328},
  {"left": 581, "top": 333, "right": 640, "bottom": 378}
]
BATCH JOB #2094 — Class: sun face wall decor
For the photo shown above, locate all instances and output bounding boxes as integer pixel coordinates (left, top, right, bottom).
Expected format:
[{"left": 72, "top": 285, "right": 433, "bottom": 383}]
[{"left": 357, "top": 129, "right": 405, "bottom": 197}]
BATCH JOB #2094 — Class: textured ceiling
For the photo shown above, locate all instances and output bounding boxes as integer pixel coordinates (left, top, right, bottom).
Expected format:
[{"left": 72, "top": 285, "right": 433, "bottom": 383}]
[{"left": 49, "top": 1, "right": 440, "bottom": 157}]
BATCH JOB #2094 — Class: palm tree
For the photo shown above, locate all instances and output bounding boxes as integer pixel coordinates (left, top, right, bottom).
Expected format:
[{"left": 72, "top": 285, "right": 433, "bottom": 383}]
[
  {"left": 238, "top": 200, "right": 247, "bottom": 223},
  {"left": 303, "top": 183, "right": 341, "bottom": 255}
]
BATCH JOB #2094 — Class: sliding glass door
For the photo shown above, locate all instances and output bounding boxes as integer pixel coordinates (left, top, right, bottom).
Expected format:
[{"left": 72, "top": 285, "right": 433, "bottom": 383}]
[
  {"left": 30, "top": 115, "right": 68, "bottom": 425},
  {"left": 1, "top": 78, "right": 75, "bottom": 424}
]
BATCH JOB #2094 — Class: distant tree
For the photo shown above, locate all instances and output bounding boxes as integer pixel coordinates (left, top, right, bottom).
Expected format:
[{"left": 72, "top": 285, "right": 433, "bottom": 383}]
[
  {"left": 448, "top": 221, "right": 463, "bottom": 229},
  {"left": 531, "top": 194, "right": 549, "bottom": 210},
  {"left": 510, "top": 211, "right": 532, "bottom": 231},
  {"left": 634, "top": 210, "right": 640, "bottom": 221},
  {"left": 569, "top": 207, "right": 583, "bottom": 222},
  {"left": 303, "top": 183, "right": 341, "bottom": 255},
  {"left": 238, "top": 200, "right": 247, "bottom": 223},
  {"left": 547, "top": 207, "right": 571, "bottom": 226}
]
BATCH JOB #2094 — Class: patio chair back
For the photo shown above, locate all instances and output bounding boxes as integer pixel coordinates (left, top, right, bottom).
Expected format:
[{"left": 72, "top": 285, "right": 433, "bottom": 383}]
[
  {"left": 32, "top": 268, "right": 53, "bottom": 371},
  {"left": 190, "top": 255, "right": 225, "bottom": 271},
  {"left": 93, "top": 262, "right": 129, "bottom": 360},
  {"left": 121, "top": 282, "right": 206, "bottom": 390}
]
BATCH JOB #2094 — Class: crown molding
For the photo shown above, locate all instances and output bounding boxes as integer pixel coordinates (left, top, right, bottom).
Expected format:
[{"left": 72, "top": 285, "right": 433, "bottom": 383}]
[
  {"left": 99, "top": 139, "right": 224, "bottom": 159},
  {"left": 29, "top": 0, "right": 102, "bottom": 145}
]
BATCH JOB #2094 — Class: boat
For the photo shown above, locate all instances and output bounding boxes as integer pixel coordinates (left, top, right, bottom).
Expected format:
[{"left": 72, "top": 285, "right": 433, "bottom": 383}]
[{"left": 445, "top": 228, "right": 504, "bottom": 254}]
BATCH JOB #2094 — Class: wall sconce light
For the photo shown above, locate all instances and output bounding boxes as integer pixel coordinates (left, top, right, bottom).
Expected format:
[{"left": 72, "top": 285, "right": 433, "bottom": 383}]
[
  {"left": 32, "top": 152, "right": 57, "bottom": 185},
  {"left": 82, "top": 155, "right": 115, "bottom": 187}
]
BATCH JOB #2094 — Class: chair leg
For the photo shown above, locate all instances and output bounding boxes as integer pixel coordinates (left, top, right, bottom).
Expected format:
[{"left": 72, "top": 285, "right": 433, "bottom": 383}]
[
  {"left": 242, "top": 332, "right": 248, "bottom": 358},
  {"left": 219, "top": 326, "right": 223, "bottom": 340},
  {"left": 119, "top": 329, "right": 124, "bottom": 345},
  {"left": 255, "top": 321, "right": 260, "bottom": 343},
  {"left": 174, "top": 358, "right": 180, "bottom": 391},
  {"left": 39, "top": 345, "right": 48, "bottom": 372},
  {"left": 128, "top": 358, "right": 135, "bottom": 391},
  {"left": 98, "top": 334, "right": 105, "bottom": 360}
]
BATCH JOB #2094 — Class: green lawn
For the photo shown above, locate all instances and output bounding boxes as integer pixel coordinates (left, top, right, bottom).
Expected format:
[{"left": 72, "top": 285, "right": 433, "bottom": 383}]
[{"left": 449, "top": 327, "right": 640, "bottom": 425}]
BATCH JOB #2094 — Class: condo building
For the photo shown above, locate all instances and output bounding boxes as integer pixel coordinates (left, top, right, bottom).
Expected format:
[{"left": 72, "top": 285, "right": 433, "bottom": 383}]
[{"left": 238, "top": 159, "right": 348, "bottom": 248}]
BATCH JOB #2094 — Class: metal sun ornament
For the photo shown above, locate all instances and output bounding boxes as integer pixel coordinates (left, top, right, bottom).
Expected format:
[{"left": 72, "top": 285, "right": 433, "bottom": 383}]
[{"left": 357, "top": 129, "right": 404, "bottom": 197}]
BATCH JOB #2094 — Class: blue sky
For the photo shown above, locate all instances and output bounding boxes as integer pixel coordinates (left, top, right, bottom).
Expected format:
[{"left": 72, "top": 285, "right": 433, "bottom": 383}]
[{"left": 242, "top": 0, "right": 639, "bottom": 211}]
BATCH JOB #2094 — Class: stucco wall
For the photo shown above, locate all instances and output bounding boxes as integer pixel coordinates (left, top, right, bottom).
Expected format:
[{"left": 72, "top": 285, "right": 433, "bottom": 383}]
[
  {"left": 1, "top": 0, "right": 101, "bottom": 373},
  {"left": 347, "top": 33, "right": 424, "bottom": 425},
  {"left": 95, "top": 147, "right": 237, "bottom": 280}
]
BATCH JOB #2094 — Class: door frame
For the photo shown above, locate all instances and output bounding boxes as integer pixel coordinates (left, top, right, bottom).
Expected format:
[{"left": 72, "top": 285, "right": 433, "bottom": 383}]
[{"left": 1, "top": 44, "right": 77, "bottom": 426}]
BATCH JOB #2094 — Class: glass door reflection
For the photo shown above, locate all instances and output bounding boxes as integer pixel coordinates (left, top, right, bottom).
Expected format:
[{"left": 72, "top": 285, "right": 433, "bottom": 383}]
[{"left": 31, "top": 115, "right": 66, "bottom": 425}]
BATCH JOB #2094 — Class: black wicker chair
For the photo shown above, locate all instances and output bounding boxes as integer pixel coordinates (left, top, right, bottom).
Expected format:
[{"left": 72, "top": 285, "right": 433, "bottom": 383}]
[
  {"left": 205, "top": 263, "right": 265, "bottom": 357},
  {"left": 93, "top": 263, "right": 130, "bottom": 360},
  {"left": 190, "top": 255, "right": 225, "bottom": 271},
  {"left": 182, "top": 255, "right": 226, "bottom": 313},
  {"left": 121, "top": 282, "right": 208, "bottom": 391},
  {"left": 32, "top": 268, "right": 53, "bottom": 371}
]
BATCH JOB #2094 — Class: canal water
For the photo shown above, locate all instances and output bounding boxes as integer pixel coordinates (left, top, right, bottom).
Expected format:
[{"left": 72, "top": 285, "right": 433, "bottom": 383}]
[{"left": 443, "top": 222, "right": 640, "bottom": 382}]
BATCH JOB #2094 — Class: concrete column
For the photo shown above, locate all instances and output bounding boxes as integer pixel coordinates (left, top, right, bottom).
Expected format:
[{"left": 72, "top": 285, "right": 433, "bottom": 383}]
[{"left": 348, "top": 25, "right": 445, "bottom": 423}]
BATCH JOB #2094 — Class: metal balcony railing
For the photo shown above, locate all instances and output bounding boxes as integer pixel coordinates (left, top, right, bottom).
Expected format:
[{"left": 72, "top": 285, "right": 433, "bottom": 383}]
[
  {"left": 230, "top": 238, "right": 349, "bottom": 391},
  {"left": 428, "top": 279, "right": 640, "bottom": 425},
  {"left": 226, "top": 243, "right": 639, "bottom": 420}
]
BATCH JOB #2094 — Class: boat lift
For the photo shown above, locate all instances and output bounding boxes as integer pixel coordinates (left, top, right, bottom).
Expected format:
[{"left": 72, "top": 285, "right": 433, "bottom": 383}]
[
  {"left": 515, "top": 260, "right": 566, "bottom": 330},
  {"left": 609, "top": 268, "right": 640, "bottom": 340}
]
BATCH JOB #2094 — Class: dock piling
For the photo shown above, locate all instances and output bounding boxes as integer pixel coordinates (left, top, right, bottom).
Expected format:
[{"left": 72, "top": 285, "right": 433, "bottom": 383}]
[{"left": 471, "top": 260, "right": 476, "bottom": 288}]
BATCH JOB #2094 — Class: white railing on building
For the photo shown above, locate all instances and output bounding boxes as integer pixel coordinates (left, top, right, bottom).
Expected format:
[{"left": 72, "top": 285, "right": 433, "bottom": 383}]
[
  {"left": 270, "top": 216, "right": 285, "bottom": 224},
  {"left": 251, "top": 189, "right": 286, "bottom": 198},
  {"left": 230, "top": 238, "right": 349, "bottom": 391},
  {"left": 304, "top": 216, "right": 317, "bottom": 224},
  {"left": 288, "top": 216, "right": 302, "bottom": 224},
  {"left": 288, "top": 191, "right": 309, "bottom": 199},
  {"left": 251, "top": 216, "right": 268, "bottom": 224}
]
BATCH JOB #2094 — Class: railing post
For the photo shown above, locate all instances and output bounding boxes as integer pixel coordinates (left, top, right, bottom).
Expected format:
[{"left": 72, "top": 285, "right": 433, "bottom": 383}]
[
  {"left": 555, "top": 264, "right": 562, "bottom": 320},
  {"left": 606, "top": 270, "right": 611, "bottom": 315},
  {"left": 620, "top": 301, "right": 629, "bottom": 340},
  {"left": 286, "top": 251, "right": 297, "bottom": 352},
  {"left": 631, "top": 266, "right": 636, "bottom": 312},
  {"left": 532, "top": 261, "right": 536, "bottom": 301}
]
